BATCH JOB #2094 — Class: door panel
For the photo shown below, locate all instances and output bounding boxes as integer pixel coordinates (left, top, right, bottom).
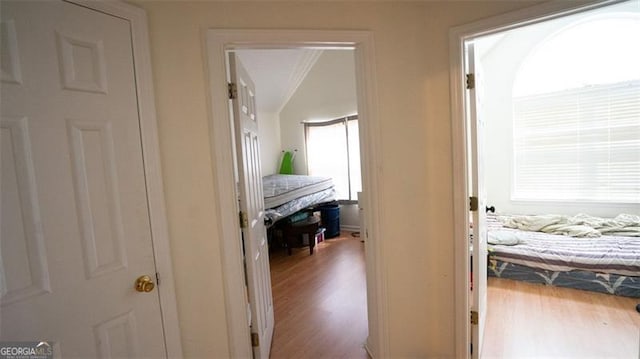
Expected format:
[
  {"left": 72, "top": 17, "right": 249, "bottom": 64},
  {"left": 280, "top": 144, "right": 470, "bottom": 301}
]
[
  {"left": 229, "top": 53, "right": 274, "bottom": 359},
  {"left": 68, "top": 119, "right": 128, "bottom": 278},
  {"left": 0, "top": 1, "right": 165, "bottom": 357},
  {"left": 0, "top": 116, "right": 50, "bottom": 306},
  {"left": 467, "top": 42, "right": 488, "bottom": 359}
]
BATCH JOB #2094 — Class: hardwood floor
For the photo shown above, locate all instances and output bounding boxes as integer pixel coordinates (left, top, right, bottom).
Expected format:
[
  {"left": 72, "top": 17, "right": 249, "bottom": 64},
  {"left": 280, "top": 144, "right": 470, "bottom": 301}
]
[
  {"left": 268, "top": 235, "right": 639, "bottom": 358},
  {"left": 269, "top": 232, "right": 369, "bottom": 359},
  {"left": 483, "top": 277, "right": 640, "bottom": 359}
]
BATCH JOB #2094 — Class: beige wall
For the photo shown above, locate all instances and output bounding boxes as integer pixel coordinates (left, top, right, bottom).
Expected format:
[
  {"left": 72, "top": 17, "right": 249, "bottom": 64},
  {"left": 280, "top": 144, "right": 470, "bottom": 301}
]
[{"left": 129, "top": 1, "right": 542, "bottom": 357}]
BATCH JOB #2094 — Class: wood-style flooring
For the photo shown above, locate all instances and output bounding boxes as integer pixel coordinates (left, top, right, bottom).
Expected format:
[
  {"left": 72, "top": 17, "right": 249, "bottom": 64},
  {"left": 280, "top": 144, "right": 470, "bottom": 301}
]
[
  {"left": 269, "top": 232, "right": 369, "bottom": 359},
  {"left": 483, "top": 277, "right": 640, "bottom": 359},
  {"left": 269, "top": 235, "right": 639, "bottom": 358}
]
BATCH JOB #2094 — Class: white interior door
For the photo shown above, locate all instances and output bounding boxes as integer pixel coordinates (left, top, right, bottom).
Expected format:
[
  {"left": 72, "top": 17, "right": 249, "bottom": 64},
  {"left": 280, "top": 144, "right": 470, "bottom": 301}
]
[
  {"left": 466, "top": 42, "right": 488, "bottom": 359},
  {"left": 1, "top": 1, "right": 166, "bottom": 357},
  {"left": 228, "top": 53, "right": 275, "bottom": 359}
]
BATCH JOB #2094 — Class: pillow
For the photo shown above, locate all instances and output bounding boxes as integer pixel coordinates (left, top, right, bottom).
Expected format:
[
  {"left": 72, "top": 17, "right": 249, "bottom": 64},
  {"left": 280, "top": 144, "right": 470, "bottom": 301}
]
[{"left": 487, "top": 230, "right": 521, "bottom": 245}]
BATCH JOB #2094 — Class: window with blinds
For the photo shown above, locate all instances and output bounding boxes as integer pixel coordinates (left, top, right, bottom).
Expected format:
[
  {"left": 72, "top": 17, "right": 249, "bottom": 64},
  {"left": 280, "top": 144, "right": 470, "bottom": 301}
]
[
  {"left": 512, "top": 80, "right": 640, "bottom": 203},
  {"left": 305, "top": 116, "right": 361, "bottom": 201}
]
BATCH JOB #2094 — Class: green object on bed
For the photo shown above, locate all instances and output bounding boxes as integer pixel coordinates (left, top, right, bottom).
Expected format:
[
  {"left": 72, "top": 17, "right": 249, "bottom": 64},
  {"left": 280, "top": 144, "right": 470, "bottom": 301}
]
[{"left": 279, "top": 151, "right": 294, "bottom": 174}]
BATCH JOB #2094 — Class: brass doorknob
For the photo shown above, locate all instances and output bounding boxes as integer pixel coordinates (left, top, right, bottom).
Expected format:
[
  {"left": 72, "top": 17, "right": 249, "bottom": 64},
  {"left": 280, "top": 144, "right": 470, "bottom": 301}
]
[{"left": 134, "top": 275, "right": 155, "bottom": 292}]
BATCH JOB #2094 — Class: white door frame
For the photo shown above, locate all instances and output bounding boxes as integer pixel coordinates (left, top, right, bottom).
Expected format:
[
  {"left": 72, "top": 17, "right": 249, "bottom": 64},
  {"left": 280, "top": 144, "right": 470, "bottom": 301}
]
[
  {"left": 65, "top": 1, "right": 183, "bottom": 357},
  {"left": 205, "top": 29, "right": 388, "bottom": 358},
  {"left": 450, "top": 1, "right": 622, "bottom": 357}
]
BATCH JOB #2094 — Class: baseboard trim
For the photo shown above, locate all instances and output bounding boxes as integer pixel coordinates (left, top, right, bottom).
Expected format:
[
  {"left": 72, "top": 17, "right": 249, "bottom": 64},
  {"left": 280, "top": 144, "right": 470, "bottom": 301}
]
[
  {"left": 341, "top": 225, "right": 360, "bottom": 232},
  {"left": 364, "top": 342, "right": 374, "bottom": 359}
]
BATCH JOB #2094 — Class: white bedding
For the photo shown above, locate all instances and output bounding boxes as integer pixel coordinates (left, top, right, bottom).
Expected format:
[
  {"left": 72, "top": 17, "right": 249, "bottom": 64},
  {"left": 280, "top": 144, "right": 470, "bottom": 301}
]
[
  {"left": 488, "top": 215, "right": 640, "bottom": 276},
  {"left": 500, "top": 213, "right": 640, "bottom": 237}
]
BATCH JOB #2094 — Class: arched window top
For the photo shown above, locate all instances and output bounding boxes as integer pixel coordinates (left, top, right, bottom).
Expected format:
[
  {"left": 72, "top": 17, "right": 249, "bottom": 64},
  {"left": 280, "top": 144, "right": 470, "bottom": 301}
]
[
  {"left": 514, "top": 14, "right": 640, "bottom": 97},
  {"left": 510, "top": 12, "right": 640, "bottom": 203}
]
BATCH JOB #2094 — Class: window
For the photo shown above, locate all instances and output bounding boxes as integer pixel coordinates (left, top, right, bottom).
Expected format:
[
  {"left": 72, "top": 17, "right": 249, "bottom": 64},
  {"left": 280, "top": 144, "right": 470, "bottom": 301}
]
[
  {"left": 512, "top": 16, "right": 640, "bottom": 203},
  {"left": 513, "top": 81, "right": 640, "bottom": 202},
  {"left": 305, "top": 116, "right": 361, "bottom": 201}
]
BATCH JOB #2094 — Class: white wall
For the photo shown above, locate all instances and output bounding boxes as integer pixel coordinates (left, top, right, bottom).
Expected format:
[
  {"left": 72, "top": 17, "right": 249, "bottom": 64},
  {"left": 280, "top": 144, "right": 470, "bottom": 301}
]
[
  {"left": 129, "top": 1, "right": 544, "bottom": 356},
  {"left": 257, "top": 111, "right": 281, "bottom": 176},
  {"left": 478, "top": 9, "right": 639, "bottom": 217},
  {"left": 279, "top": 50, "right": 360, "bottom": 228},
  {"left": 339, "top": 203, "right": 360, "bottom": 231},
  {"left": 279, "top": 50, "right": 357, "bottom": 175}
]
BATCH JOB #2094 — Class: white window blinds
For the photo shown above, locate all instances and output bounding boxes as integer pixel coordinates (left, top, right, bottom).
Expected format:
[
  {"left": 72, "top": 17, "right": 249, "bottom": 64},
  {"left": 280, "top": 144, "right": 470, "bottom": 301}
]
[
  {"left": 512, "top": 80, "right": 640, "bottom": 203},
  {"left": 305, "top": 116, "right": 361, "bottom": 201}
]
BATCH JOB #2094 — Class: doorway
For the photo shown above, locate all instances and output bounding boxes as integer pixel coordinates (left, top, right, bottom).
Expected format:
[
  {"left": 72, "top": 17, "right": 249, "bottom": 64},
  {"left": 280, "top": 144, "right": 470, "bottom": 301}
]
[
  {"left": 230, "top": 47, "right": 367, "bottom": 357},
  {"left": 205, "top": 30, "right": 386, "bottom": 358},
  {"left": 452, "top": 1, "right": 640, "bottom": 358}
]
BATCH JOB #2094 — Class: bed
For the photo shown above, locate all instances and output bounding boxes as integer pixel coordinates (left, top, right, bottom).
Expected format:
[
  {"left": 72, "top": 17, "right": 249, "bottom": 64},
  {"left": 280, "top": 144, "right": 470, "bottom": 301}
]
[
  {"left": 486, "top": 214, "right": 640, "bottom": 297},
  {"left": 263, "top": 174, "right": 337, "bottom": 225}
]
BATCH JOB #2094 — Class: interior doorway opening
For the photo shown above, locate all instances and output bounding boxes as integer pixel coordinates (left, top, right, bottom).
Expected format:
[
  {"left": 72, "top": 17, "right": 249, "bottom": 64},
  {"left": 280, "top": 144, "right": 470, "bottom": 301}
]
[
  {"left": 455, "top": 1, "right": 640, "bottom": 358},
  {"left": 227, "top": 47, "right": 367, "bottom": 358},
  {"left": 205, "top": 30, "right": 385, "bottom": 358}
]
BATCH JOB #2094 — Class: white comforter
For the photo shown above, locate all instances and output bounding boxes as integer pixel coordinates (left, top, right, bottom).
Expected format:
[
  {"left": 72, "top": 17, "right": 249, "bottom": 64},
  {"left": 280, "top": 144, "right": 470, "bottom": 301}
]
[{"left": 500, "top": 213, "right": 640, "bottom": 238}]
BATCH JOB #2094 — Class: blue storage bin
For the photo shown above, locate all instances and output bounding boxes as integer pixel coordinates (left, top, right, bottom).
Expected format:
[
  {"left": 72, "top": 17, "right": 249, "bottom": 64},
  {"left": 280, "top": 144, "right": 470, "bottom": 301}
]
[{"left": 319, "top": 204, "right": 340, "bottom": 238}]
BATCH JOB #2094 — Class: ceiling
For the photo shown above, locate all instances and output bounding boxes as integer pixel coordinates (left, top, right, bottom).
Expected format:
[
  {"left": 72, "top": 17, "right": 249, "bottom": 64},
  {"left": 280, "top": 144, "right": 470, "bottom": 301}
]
[{"left": 235, "top": 49, "right": 323, "bottom": 114}]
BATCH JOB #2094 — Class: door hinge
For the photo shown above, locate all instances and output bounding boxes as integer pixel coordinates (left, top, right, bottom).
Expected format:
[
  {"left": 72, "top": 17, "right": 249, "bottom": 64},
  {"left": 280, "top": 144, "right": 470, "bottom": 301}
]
[
  {"left": 469, "top": 196, "right": 478, "bottom": 212},
  {"left": 239, "top": 210, "right": 248, "bottom": 229},
  {"left": 466, "top": 73, "right": 475, "bottom": 90},
  {"left": 470, "top": 310, "right": 479, "bottom": 325},
  {"left": 228, "top": 82, "right": 237, "bottom": 99},
  {"left": 251, "top": 332, "right": 259, "bottom": 347}
]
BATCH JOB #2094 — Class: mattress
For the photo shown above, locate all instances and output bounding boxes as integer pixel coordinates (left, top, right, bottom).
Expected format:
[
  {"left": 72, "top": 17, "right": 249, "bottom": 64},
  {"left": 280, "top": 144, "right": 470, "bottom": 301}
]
[
  {"left": 486, "top": 215, "right": 640, "bottom": 277},
  {"left": 263, "top": 174, "right": 334, "bottom": 209},
  {"left": 264, "top": 187, "right": 336, "bottom": 224}
]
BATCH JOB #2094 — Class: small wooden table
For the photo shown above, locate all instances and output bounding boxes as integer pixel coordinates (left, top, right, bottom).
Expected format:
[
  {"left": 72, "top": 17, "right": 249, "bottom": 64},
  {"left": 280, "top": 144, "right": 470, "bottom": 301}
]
[{"left": 283, "top": 215, "right": 320, "bottom": 255}]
